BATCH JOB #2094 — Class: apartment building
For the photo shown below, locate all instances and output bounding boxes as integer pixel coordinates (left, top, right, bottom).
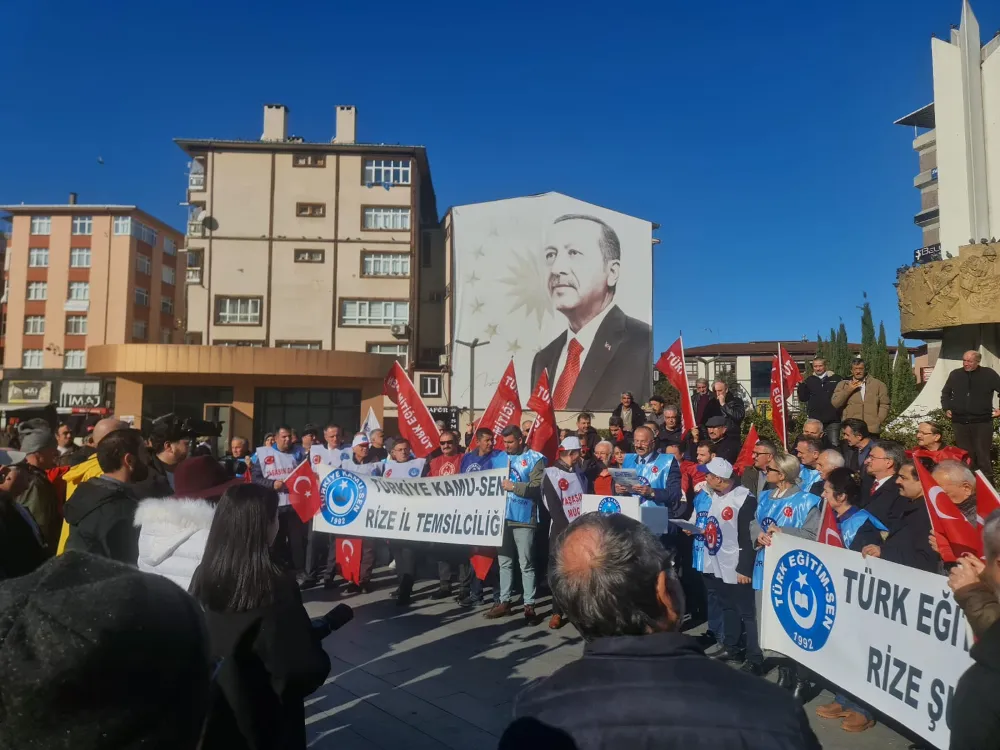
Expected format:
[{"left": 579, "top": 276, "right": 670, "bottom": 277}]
[
  {"left": 175, "top": 104, "right": 448, "bottom": 431},
  {"left": 0, "top": 197, "right": 185, "bottom": 416}
]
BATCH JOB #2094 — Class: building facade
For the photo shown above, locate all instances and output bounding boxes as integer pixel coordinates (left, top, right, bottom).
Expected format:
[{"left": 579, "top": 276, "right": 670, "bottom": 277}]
[
  {"left": 0, "top": 199, "right": 185, "bottom": 421},
  {"left": 176, "top": 104, "right": 449, "bottom": 430},
  {"left": 894, "top": 0, "right": 1000, "bottom": 417}
]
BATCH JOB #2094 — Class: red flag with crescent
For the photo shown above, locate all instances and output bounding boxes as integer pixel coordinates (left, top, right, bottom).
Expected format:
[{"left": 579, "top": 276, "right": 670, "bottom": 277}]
[
  {"left": 818, "top": 501, "right": 844, "bottom": 548},
  {"left": 286, "top": 460, "right": 321, "bottom": 523},
  {"left": 336, "top": 537, "right": 362, "bottom": 585},
  {"left": 976, "top": 470, "right": 1000, "bottom": 525},
  {"left": 913, "top": 453, "right": 982, "bottom": 563},
  {"left": 732, "top": 424, "right": 759, "bottom": 477}
]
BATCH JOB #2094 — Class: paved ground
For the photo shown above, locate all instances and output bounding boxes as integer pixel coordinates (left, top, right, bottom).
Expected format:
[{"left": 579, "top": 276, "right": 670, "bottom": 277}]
[{"left": 302, "top": 568, "right": 918, "bottom": 749}]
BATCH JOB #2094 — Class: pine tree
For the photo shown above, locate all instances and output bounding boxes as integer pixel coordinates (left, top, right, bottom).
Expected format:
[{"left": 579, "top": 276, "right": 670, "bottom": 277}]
[
  {"left": 891, "top": 338, "right": 918, "bottom": 416},
  {"left": 860, "top": 300, "right": 877, "bottom": 371},
  {"left": 814, "top": 333, "right": 827, "bottom": 364},
  {"left": 875, "top": 322, "right": 892, "bottom": 388},
  {"left": 834, "top": 322, "right": 851, "bottom": 376}
]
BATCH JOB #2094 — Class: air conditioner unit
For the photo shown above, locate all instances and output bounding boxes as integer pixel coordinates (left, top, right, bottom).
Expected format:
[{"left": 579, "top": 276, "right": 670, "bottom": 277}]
[
  {"left": 438, "top": 354, "right": 449, "bottom": 367},
  {"left": 390, "top": 323, "right": 410, "bottom": 338}
]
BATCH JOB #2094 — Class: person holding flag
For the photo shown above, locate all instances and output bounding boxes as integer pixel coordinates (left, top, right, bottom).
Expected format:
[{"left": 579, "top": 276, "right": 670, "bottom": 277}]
[
  {"left": 426, "top": 430, "right": 466, "bottom": 601},
  {"left": 251, "top": 425, "right": 307, "bottom": 575},
  {"left": 860, "top": 462, "right": 939, "bottom": 573},
  {"left": 485, "top": 425, "right": 546, "bottom": 623},
  {"left": 819, "top": 467, "right": 886, "bottom": 551},
  {"left": 457, "top": 428, "right": 505, "bottom": 608},
  {"left": 338, "top": 434, "right": 383, "bottom": 594},
  {"left": 540, "top": 436, "right": 587, "bottom": 630},
  {"left": 380, "top": 438, "right": 428, "bottom": 606}
]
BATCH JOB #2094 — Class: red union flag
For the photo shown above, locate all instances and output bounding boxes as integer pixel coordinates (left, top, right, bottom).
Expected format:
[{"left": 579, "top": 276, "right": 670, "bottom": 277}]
[
  {"left": 476, "top": 360, "right": 522, "bottom": 443},
  {"left": 655, "top": 337, "right": 697, "bottom": 434},
  {"left": 526, "top": 369, "right": 559, "bottom": 462},
  {"left": 976, "top": 470, "right": 1000, "bottom": 525},
  {"left": 383, "top": 361, "right": 439, "bottom": 458},
  {"left": 770, "top": 355, "right": 787, "bottom": 449},
  {"left": 913, "top": 454, "right": 983, "bottom": 563},
  {"left": 733, "top": 424, "right": 759, "bottom": 476},
  {"left": 287, "top": 459, "right": 321, "bottom": 523},
  {"left": 818, "top": 501, "right": 845, "bottom": 548},
  {"left": 778, "top": 344, "right": 803, "bottom": 397}
]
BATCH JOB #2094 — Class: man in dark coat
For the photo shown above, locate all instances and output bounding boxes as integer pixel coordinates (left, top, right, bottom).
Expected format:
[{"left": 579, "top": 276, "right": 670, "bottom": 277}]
[
  {"left": 796, "top": 357, "right": 844, "bottom": 447},
  {"left": 531, "top": 214, "right": 652, "bottom": 412},
  {"left": 705, "top": 417, "right": 741, "bottom": 465},
  {"left": 701, "top": 380, "right": 745, "bottom": 433},
  {"left": 500, "top": 513, "right": 820, "bottom": 750},
  {"left": 941, "top": 350, "right": 1000, "bottom": 484},
  {"left": 610, "top": 392, "right": 646, "bottom": 434},
  {"left": 859, "top": 440, "right": 906, "bottom": 528},
  {"left": 860, "top": 462, "right": 939, "bottom": 573}
]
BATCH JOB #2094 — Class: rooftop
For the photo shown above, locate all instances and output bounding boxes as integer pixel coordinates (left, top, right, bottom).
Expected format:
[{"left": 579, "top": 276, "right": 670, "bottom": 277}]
[
  {"left": 174, "top": 137, "right": 427, "bottom": 154},
  {"left": 0, "top": 205, "right": 183, "bottom": 234},
  {"left": 682, "top": 340, "right": 924, "bottom": 357},
  {"left": 894, "top": 102, "right": 935, "bottom": 129}
]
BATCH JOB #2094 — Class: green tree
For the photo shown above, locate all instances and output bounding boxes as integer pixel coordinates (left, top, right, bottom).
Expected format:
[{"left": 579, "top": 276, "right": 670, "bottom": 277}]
[
  {"left": 832, "top": 322, "right": 851, "bottom": 376},
  {"left": 890, "top": 338, "right": 918, "bottom": 417},
  {"left": 652, "top": 373, "right": 681, "bottom": 407},
  {"left": 860, "top": 299, "right": 877, "bottom": 371},
  {"left": 814, "top": 333, "right": 828, "bottom": 365},
  {"left": 873, "top": 322, "right": 892, "bottom": 388}
]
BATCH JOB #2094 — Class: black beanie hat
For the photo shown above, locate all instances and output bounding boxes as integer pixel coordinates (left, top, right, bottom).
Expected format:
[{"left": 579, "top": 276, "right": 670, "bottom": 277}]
[{"left": 0, "top": 552, "right": 211, "bottom": 749}]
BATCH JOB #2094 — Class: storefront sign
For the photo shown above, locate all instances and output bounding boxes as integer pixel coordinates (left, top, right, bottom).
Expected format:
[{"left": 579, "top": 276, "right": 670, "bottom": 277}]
[
  {"left": 7, "top": 381, "right": 52, "bottom": 404},
  {"left": 59, "top": 381, "right": 102, "bottom": 409}
]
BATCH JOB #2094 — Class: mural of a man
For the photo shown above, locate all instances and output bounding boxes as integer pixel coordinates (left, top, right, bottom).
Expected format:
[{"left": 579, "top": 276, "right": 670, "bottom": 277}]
[{"left": 530, "top": 214, "right": 652, "bottom": 411}]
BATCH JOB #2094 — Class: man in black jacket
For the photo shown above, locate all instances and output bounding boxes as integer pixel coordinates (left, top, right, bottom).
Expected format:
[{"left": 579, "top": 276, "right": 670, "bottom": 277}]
[
  {"left": 500, "top": 513, "right": 820, "bottom": 750},
  {"left": 796, "top": 357, "right": 844, "bottom": 447},
  {"left": 705, "top": 416, "right": 741, "bottom": 464},
  {"left": 610, "top": 392, "right": 646, "bottom": 434},
  {"left": 861, "top": 462, "right": 938, "bottom": 573},
  {"left": 64, "top": 428, "right": 149, "bottom": 564},
  {"left": 700, "top": 380, "right": 745, "bottom": 433},
  {"left": 941, "top": 350, "right": 1000, "bottom": 484},
  {"left": 860, "top": 440, "right": 906, "bottom": 528}
]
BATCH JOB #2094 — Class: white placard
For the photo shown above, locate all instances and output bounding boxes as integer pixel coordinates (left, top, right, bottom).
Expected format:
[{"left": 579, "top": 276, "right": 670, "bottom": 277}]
[
  {"left": 312, "top": 467, "right": 507, "bottom": 546},
  {"left": 580, "top": 494, "right": 671, "bottom": 535},
  {"left": 761, "top": 535, "right": 972, "bottom": 749}
]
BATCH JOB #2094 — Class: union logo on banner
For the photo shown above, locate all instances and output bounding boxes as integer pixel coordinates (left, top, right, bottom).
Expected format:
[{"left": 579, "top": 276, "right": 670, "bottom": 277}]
[
  {"left": 264, "top": 455, "right": 275, "bottom": 465},
  {"left": 558, "top": 478, "right": 569, "bottom": 491},
  {"left": 783, "top": 506, "right": 794, "bottom": 518}
]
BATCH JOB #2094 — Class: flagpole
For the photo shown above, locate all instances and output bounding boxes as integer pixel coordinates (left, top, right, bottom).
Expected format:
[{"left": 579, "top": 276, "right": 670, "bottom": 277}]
[{"left": 778, "top": 343, "right": 787, "bottom": 450}]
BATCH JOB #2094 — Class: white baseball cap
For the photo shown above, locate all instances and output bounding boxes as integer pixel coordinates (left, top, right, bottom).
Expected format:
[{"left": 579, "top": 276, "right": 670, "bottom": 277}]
[
  {"left": 352, "top": 434, "right": 370, "bottom": 448},
  {"left": 559, "top": 436, "right": 582, "bottom": 452},
  {"left": 696, "top": 456, "right": 734, "bottom": 479}
]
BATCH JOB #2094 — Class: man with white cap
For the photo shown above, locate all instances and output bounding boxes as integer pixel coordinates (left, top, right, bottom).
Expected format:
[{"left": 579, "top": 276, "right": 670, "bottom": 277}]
[
  {"left": 695, "top": 457, "right": 761, "bottom": 674},
  {"left": 339, "top": 433, "right": 383, "bottom": 593},
  {"left": 540, "top": 435, "right": 588, "bottom": 629}
]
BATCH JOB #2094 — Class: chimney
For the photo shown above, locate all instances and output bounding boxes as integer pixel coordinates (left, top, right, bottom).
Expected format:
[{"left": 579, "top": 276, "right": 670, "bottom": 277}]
[
  {"left": 261, "top": 104, "right": 288, "bottom": 142},
  {"left": 68, "top": 192, "right": 77, "bottom": 205},
  {"left": 333, "top": 105, "right": 357, "bottom": 144}
]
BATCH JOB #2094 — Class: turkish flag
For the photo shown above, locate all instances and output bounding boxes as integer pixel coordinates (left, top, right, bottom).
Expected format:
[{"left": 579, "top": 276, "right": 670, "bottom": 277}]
[
  {"left": 470, "top": 549, "right": 496, "bottom": 580},
  {"left": 912, "top": 454, "right": 983, "bottom": 563},
  {"left": 769, "top": 355, "right": 787, "bottom": 449},
  {"left": 733, "top": 424, "right": 759, "bottom": 476},
  {"left": 287, "top": 460, "right": 321, "bottom": 523},
  {"left": 818, "top": 501, "right": 845, "bottom": 548},
  {"left": 383, "top": 361, "right": 440, "bottom": 458},
  {"left": 335, "top": 537, "right": 363, "bottom": 585},
  {"left": 655, "top": 337, "right": 697, "bottom": 434},
  {"left": 976, "top": 470, "right": 1000, "bottom": 525},
  {"left": 778, "top": 344, "right": 803, "bottom": 398},
  {"left": 476, "top": 360, "right": 522, "bottom": 443},
  {"left": 526, "top": 369, "right": 559, "bottom": 462}
]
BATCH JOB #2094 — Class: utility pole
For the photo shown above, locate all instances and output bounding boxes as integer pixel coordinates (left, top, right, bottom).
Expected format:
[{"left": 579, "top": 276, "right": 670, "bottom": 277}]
[{"left": 455, "top": 338, "right": 490, "bottom": 427}]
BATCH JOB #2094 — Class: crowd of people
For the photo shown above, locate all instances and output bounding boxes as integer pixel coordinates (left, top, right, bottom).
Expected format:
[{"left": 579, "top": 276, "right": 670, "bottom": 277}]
[{"left": 0, "top": 350, "right": 998, "bottom": 749}]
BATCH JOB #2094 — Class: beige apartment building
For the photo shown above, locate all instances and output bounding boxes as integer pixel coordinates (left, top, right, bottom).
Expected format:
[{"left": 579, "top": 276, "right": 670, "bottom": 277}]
[
  {"left": 171, "top": 104, "right": 450, "bottom": 439},
  {"left": 0, "top": 199, "right": 185, "bottom": 420}
]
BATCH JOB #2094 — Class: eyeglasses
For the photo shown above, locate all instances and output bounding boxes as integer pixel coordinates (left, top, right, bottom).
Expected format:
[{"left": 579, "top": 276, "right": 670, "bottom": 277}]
[
  {"left": 867, "top": 454, "right": 890, "bottom": 462},
  {"left": 752, "top": 451, "right": 772, "bottom": 457},
  {"left": 765, "top": 466, "right": 782, "bottom": 474}
]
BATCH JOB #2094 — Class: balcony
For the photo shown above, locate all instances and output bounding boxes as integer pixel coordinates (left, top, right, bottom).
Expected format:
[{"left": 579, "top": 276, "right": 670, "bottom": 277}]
[
  {"left": 64, "top": 299, "right": 90, "bottom": 312},
  {"left": 188, "top": 173, "right": 206, "bottom": 191},
  {"left": 187, "top": 221, "right": 206, "bottom": 238},
  {"left": 913, "top": 207, "right": 940, "bottom": 228},
  {"left": 186, "top": 267, "right": 202, "bottom": 284}
]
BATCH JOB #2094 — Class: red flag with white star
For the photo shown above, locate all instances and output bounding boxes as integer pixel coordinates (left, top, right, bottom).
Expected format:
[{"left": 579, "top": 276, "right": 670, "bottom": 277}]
[{"left": 286, "top": 459, "right": 321, "bottom": 523}]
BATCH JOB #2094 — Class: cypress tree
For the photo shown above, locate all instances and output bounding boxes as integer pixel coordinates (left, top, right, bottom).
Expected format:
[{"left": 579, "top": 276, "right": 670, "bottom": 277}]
[{"left": 891, "top": 339, "right": 918, "bottom": 416}]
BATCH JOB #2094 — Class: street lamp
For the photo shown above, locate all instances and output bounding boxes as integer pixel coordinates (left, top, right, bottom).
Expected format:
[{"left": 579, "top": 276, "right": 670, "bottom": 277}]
[{"left": 455, "top": 338, "right": 490, "bottom": 426}]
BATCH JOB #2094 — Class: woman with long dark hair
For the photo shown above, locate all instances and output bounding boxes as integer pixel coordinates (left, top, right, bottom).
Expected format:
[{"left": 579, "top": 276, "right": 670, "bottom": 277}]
[{"left": 191, "top": 483, "right": 333, "bottom": 749}]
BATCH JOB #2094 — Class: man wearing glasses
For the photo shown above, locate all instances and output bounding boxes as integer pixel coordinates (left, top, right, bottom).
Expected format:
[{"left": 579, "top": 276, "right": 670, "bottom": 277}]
[
  {"left": 861, "top": 440, "right": 906, "bottom": 528},
  {"left": 457, "top": 428, "right": 506, "bottom": 608},
  {"left": 427, "top": 431, "right": 465, "bottom": 600},
  {"left": 741, "top": 440, "right": 776, "bottom": 497}
]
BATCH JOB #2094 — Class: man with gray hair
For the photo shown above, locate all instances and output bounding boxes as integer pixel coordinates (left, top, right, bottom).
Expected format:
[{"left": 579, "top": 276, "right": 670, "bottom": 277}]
[
  {"left": 500, "top": 513, "right": 819, "bottom": 749},
  {"left": 941, "top": 349, "right": 1000, "bottom": 484},
  {"left": 861, "top": 439, "right": 907, "bottom": 527},
  {"left": 801, "top": 418, "right": 828, "bottom": 448},
  {"left": 797, "top": 357, "right": 843, "bottom": 447},
  {"left": 931, "top": 458, "right": 978, "bottom": 525},
  {"left": 13, "top": 419, "right": 60, "bottom": 551}
]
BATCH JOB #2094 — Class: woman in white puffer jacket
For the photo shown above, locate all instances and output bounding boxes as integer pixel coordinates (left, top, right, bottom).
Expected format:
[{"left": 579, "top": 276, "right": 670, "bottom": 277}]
[{"left": 134, "top": 455, "right": 242, "bottom": 591}]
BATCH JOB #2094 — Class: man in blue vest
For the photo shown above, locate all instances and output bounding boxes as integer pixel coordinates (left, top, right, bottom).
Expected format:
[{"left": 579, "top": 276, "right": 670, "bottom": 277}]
[
  {"left": 614, "top": 426, "right": 685, "bottom": 516},
  {"left": 458, "top": 428, "right": 505, "bottom": 608},
  {"left": 485, "top": 425, "right": 546, "bottom": 623}
]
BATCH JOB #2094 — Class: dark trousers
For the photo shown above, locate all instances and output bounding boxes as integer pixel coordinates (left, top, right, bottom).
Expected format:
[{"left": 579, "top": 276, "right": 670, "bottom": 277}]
[
  {"left": 954, "top": 421, "right": 996, "bottom": 483},
  {"left": 304, "top": 528, "right": 333, "bottom": 582},
  {"left": 274, "top": 507, "right": 308, "bottom": 574},
  {"left": 702, "top": 574, "right": 728, "bottom": 644},
  {"left": 727, "top": 580, "right": 762, "bottom": 663}
]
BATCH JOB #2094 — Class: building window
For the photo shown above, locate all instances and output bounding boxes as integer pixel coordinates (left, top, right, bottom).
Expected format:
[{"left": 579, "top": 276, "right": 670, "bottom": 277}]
[
  {"left": 421, "top": 232, "right": 432, "bottom": 268},
  {"left": 72, "top": 216, "right": 93, "bottom": 235},
  {"left": 215, "top": 296, "right": 261, "bottom": 325},
  {"left": 136, "top": 254, "right": 152, "bottom": 275},
  {"left": 363, "top": 207, "right": 410, "bottom": 231},
  {"left": 69, "top": 282, "right": 90, "bottom": 301},
  {"left": 364, "top": 159, "right": 411, "bottom": 186},
  {"left": 134, "top": 287, "right": 149, "bottom": 306},
  {"left": 161, "top": 296, "right": 174, "bottom": 314},
  {"left": 162, "top": 265, "right": 176, "bottom": 285},
  {"left": 294, "top": 249, "right": 324, "bottom": 263},
  {"left": 132, "top": 320, "right": 147, "bottom": 340},
  {"left": 214, "top": 340, "right": 263, "bottom": 347},
  {"left": 24, "top": 316, "right": 45, "bottom": 335},
  {"left": 163, "top": 238, "right": 177, "bottom": 256},
  {"left": 160, "top": 328, "right": 172, "bottom": 344},
  {"left": 1, "top": 313, "right": 6, "bottom": 336},
  {"left": 113, "top": 216, "right": 131, "bottom": 235},
  {"left": 714, "top": 360, "right": 735, "bottom": 377},
  {"left": 66, "top": 316, "right": 88, "bottom": 335},
  {"left": 64, "top": 350, "right": 86, "bottom": 369},
  {"left": 685, "top": 361, "right": 698, "bottom": 379},
  {"left": 367, "top": 343, "right": 408, "bottom": 368},
  {"left": 340, "top": 299, "right": 408, "bottom": 327},
  {"left": 187, "top": 250, "right": 203, "bottom": 268},
  {"left": 70, "top": 247, "right": 91, "bottom": 268},
  {"left": 28, "top": 248, "right": 49, "bottom": 267},
  {"left": 362, "top": 252, "right": 410, "bottom": 277},
  {"left": 132, "top": 220, "right": 158, "bottom": 246},
  {"left": 22, "top": 349, "right": 43, "bottom": 369},
  {"left": 419, "top": 374, "right": 442, "bottom": 398},
  {"left": 295, "top": 203, "right": 326, "bottom": 217},
  {"left": 30, "top": 217, "right": 51, "bottom": 235},
  {"left": 277, "top": 341, "right": 322, "bottom": 350},
  {"left": 750, "top": 360, "right": 772, "bottom": 400},
  {"left": 26, "top": 281, "right": 47, "bottom": 300},
  {"left": 293, "top": 153, "right": 326, "bottom": 168}
]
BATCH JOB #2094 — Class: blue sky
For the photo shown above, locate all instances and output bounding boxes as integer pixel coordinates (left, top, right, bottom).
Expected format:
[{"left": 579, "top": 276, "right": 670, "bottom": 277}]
[{"left": 2, "top": 0, "right": 995, "bottom": 355}]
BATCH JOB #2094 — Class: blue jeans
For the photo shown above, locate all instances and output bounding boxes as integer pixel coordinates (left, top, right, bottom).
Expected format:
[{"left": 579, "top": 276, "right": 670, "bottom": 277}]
[
  {"left": 499, "top": 525, "right": 536, "bottom": 605},
  {"left": 835, "top": 693, "right": 872, "bottom": 720},
  {"left": 704, "top": 573, "right": 725, "bottom": 643}
]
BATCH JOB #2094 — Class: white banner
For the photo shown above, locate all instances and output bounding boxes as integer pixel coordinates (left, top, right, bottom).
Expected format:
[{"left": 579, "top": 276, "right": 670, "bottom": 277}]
[
  {"left": 580, "top": 494, "right": 671, "bottom": 535},
  {"left": 761, "top": 535, "right": 972, "bottom": 749},
  {"left": 312, "top": 467, "right": 507, "bottom": 546}
]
